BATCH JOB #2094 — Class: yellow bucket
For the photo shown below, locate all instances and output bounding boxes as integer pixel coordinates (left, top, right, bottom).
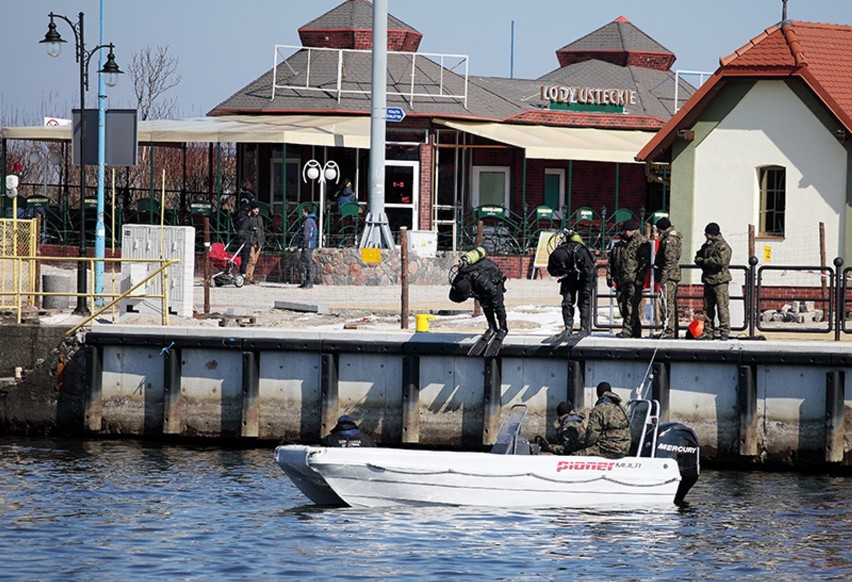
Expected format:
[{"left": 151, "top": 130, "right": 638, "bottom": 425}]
[{"left": 415, "top": 313, "right": 436, "bottom": 332}]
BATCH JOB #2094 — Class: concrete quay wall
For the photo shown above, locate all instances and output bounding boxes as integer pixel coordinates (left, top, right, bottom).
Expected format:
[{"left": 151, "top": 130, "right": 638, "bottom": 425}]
[{"left": 79, "top": 326, "right": 851, "bottom": 468}]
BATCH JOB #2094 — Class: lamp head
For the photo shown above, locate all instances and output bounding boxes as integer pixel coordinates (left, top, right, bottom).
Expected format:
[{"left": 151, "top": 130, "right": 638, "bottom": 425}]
[
  {"left": 40, "top": 17, "right": 66, "bottom": 58},
  {"left": 99, "top": 45, "right": 123, "bottom": 88},
  {"left": 306, "top": 166, "right": 320, "bottom": 181}
]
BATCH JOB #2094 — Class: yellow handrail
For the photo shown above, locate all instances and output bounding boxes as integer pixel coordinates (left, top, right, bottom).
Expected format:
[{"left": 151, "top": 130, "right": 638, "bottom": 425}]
[{"left": 65, "top": 258, "right": 178, "bottom": 337}]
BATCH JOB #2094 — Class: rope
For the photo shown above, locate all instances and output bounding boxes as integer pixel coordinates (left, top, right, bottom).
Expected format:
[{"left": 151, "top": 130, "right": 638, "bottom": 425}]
[{"left": 364, "top": 464, "right": 678, "bottom": 489}]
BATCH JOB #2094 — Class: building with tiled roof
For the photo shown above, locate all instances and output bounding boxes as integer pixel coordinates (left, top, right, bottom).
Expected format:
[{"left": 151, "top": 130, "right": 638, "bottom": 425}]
[
  {"left": 204, "top": 2, "right": 695, "bottom": 265},
  {"left": 637, "top": 19, "right": 852, "bottom": 271}
]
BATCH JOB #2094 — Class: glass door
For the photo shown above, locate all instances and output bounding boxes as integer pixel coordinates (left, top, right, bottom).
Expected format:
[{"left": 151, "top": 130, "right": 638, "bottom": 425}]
[{"left": 384, "top": 161, "right": 419, "bottom": 235}]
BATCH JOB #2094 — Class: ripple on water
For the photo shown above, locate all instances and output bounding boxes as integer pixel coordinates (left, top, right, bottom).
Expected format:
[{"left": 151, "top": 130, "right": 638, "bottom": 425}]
[{"left": 1, "top": 438, "right": 851, "bottom": 580}]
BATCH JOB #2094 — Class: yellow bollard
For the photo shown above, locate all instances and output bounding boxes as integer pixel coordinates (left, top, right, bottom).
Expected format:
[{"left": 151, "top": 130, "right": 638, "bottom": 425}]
[{"left": 415, "top": 313, "right": 435, "bottom": 332}]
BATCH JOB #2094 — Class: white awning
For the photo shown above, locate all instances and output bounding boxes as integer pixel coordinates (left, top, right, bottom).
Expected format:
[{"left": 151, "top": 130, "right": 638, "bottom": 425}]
[
  {"left": 436, "top": 119, "right": 653, "bottom": 163},
  {"left": 2, "top": 115, "right": 373, "bottom": 148}
]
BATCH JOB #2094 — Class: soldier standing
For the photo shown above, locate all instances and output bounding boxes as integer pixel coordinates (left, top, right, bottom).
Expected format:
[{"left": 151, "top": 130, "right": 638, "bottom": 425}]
[
  {"left": 694, "top": 222, "right": 732, "bottom": 340},
  {"left": 547, "top": 230, "right": 597, "bottom": 338},
  {"left": 653, "top": 217, "right": 682, "bottom": 338},
  {"left": 606, "top": 219, "right": 651, "bottom": 338}
]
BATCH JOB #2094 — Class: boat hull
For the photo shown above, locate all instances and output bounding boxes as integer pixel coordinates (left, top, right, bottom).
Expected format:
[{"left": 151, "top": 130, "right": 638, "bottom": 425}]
[{"left": 274, "top": 445, "right": 682, "bottom": 508}]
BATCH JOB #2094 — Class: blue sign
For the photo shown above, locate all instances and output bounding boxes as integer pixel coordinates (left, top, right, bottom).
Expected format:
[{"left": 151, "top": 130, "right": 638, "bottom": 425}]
[{"left": 386, "top": 107, "right": 406, "bottom": 123}]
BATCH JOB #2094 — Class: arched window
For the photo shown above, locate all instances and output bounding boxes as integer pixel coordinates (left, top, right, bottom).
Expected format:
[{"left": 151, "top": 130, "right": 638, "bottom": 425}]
[{"left": 758, "top": 165, "right": 785, "bottom": 236}]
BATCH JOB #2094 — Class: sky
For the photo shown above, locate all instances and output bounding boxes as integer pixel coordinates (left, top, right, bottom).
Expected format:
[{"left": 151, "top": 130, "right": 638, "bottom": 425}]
[{"left": 2, "top": 0, "right": 851, "bottom": 125}]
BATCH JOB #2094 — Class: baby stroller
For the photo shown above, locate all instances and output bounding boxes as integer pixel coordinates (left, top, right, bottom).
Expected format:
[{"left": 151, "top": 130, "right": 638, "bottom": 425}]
[{"left": 209, "top": 241, "right": 246, "bottom": 287}]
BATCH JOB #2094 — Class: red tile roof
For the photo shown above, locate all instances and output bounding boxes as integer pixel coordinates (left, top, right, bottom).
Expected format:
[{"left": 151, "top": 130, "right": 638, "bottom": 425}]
[{"left": 637, "top": 20, "right": 852, "bottom": 162}]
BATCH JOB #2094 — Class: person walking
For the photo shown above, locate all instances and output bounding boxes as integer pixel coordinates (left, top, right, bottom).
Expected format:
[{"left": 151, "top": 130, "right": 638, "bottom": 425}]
[
  {"left": 298, "top": 205, "right": 318, "bottom": 289},
  {"left": 235, "top": 203, "right": 253, "bottom": 281},
  {"left": 574, "top": 382, "right": 631, "bottom": 459},
  {"left": 547, "top": 229, "right": 597, "bottom": 338},
  {"left": 606, "top": 219, "right": 651, "bottom": 338},
  {"left": 653, "top": 217, "right": 682, "bottom": 338},
  {"left": 694, "top": 222, "right": 732, "bottom": 340},
  {"left": 243, "top": 201, "right": 266, "bottom": 284}
]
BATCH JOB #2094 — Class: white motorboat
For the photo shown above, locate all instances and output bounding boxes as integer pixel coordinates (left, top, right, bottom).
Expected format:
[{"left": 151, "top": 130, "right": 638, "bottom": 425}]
[{"left": 275, "top": 401, "right": 700, "bottom": 509}]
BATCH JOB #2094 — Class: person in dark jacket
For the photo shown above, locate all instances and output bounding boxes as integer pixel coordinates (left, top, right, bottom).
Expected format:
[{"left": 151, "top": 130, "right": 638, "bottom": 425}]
[
  {"left": 535, "top": 400, "right": 586, "bottom": 455},
  {"left": 547, "top": 230, "right": 596, "bottom": 337},
  {"left": 694, "top": 222, "right": 732, "bottom": 340},
  {"left": 320, "top": 415, "right": 376, "bottom": 447},
  {"left": 449, "top": 248, "right": 508, "bottom": 342},
  {"left": 298, "top": 206, "right": 318, "bottom": 289},
  {"left": 653, "top": 217, "right": 682, "bottom": 338},
  {"left": 607, "top": 219, "right": 651, "bottom": 338},
  {"left": 240, "top": 201, "right": 266, "bottom": 284},
  {"left": 235, "top": 203, "right": 253, "bottom": 278},
  {"left": 574, "top": 382, "right": 631, "bottom": 458}
]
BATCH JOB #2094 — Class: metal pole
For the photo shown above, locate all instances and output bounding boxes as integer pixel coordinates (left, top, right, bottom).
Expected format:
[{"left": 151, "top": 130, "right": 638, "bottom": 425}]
[
  {"left": 94, "top": 0, "right": 106, "bottom": 299},
  {"left": 74, "top": 11, "right": 90, "bottom": 315},
  {"left": 360, "top": 0, "right": 395, "bottom": 249}
]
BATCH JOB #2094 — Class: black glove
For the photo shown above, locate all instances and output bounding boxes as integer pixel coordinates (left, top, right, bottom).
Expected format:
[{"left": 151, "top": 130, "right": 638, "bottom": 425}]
[{"left": 534, "top": 435, "right": 551, "bottom": 452}]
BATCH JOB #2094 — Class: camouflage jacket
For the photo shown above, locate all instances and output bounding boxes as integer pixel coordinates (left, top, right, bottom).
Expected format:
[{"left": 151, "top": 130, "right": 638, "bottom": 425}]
[
  {"left": 606, "top": 232, "right": 651, "bottom": 286},
  {"left": 654, "top": 226, "right": 683, "bottom": 282},
  {"left": 549, "top": 410, "right": 586, "bottom": 455},
  {"left": 694, "top": 234, "right": 732, "bottom": 285},
  {"left": 583, "top": 391, "right": 631, "bottom": 458}
]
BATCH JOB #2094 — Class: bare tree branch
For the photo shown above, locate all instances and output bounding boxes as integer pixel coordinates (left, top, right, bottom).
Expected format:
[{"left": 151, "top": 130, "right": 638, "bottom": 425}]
[{"left": 127, "top": 46, "right": 182, "bottom": 120}]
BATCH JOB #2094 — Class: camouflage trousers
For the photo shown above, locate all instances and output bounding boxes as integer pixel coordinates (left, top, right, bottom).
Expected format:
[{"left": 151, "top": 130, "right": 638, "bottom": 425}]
[
  {"left": 703, "top": 282, "right": 730, "bottom": 336},
  {"left": 615, "top": 282, "right": 643, "bottom": 338},
  {"left": 659, "top": 279, "right": 678, "bottom": 336}
]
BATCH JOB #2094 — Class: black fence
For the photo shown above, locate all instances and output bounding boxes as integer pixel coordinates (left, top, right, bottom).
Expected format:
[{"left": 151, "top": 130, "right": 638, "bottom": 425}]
[{"left": 593, "top": 257, "right": 852, "bottom": 341}]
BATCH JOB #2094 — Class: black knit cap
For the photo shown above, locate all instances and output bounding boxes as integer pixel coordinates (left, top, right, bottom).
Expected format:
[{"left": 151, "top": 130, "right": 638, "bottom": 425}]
[
  {"left": 705, "top": 222, "right": 721, "bottom": 235},
  {"left": 596, "top": 381, "right": 612, "bottom": 397},
  {"left": 556, "top": 401, "right": 573, "bottom": 416},
  {"left": 656, "top": 217, "right": 671, "bottom": 231},
  {"left": 622, "top": 219, "right": 639, "bottom": 231}
]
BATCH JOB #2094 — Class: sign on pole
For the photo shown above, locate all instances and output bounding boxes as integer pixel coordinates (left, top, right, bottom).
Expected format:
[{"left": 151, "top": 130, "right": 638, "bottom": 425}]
[{"left": 386, "top": 107, "right": 405, "bottom": 123}]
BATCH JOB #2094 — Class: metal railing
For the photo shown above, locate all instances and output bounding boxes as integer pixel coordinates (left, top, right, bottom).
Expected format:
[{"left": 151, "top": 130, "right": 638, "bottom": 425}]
[
  {"left": 592, "top": 256, "right": 852, "bottom": 340},
  {"left": 0, "top": 255, "right": 177, "bottom": 331}
]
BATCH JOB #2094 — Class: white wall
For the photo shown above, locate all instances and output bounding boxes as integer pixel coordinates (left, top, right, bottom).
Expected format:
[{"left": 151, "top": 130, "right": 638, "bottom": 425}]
[{"left": 691, "top": 81, "right": 848, "bottom": 283}]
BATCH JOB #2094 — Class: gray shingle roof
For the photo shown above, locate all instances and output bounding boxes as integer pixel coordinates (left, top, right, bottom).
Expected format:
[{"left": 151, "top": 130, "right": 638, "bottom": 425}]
[
  {"left": 300, "top": 0, "right": 419, "bottom": 34},
  {"left": 557, "top": 17, "right": 673, "bottom": 57},
  {"left": 209, "top": 48, "right": 521, "bottom": 120}
]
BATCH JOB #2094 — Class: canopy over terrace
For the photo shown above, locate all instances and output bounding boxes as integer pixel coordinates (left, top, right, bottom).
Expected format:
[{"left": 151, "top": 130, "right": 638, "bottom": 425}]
[
  {"left": 435, "top": 119, "right": 653, "bottom": 163},
  {"left": 1, "top": 114, "right": 373, "bottom": 147}
]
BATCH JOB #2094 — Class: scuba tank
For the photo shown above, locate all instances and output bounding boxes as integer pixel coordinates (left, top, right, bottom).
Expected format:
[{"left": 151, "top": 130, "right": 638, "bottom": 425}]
[{"left": 460, "top": 246, "right": 487, "bottom": 267}]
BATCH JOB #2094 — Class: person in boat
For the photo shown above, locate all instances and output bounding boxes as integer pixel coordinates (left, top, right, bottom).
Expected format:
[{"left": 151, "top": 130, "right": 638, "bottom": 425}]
[
  {"left": 547, "top": 229, "right": 596, "bottom": 338},
  {"left": 573, "top": 382, "right": 631, "bottom": 459},
  {"left": 449, "top": 247, "right": 508, "bottom": 342},
  {"left": 320, "top": 415, "right": 376, "bottom": 447},
  {"left": 535, "top": 400, "right": 585, "bottom": 455}
]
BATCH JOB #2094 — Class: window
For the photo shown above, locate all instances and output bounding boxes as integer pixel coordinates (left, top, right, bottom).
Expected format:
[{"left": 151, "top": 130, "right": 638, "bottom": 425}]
[
  {"left": 472, "top": 166, "right": 510, "bottom": 208},
  {"left": 759, "top": 165, "right": 785, "bottom": 236}
]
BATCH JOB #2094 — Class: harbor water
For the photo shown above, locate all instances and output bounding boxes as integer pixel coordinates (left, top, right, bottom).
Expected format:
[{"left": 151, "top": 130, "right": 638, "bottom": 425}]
[{"left": 1, "top": 437, "right": 850, "bottom": 580}]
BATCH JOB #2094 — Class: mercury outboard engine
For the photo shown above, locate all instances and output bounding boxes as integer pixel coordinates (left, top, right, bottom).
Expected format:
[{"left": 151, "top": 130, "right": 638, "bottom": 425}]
[{"left": 641, "top": 422, "right": 700, "bottom": 503}]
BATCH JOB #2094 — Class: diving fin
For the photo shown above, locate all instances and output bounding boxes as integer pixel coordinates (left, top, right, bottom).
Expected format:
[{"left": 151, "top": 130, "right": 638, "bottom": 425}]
[
  {"left": 482, "top": 330, "right": 507, "bottom": 357},
  {"left": 467, "top": 330, "right": 496, "bottom": 357}
]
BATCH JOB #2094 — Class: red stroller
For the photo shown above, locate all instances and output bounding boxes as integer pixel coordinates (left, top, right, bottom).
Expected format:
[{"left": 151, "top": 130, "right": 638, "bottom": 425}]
[{"left": 209, "top": 241, "right": 246, "bottom": 287}]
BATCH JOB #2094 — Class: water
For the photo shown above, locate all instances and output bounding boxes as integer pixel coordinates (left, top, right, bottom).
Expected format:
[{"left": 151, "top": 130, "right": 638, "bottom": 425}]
[{"left": 1, "top": 438, "right": 850, "bottom": 580}]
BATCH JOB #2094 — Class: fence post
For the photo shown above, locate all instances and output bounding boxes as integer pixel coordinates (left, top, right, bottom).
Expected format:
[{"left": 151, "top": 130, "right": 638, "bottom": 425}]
[
  {"left": 748, "top": 256, "right": 758, "bottom": 338},
  {"left": 834, "top": 257, "right": 844, "bottom": 341},
  {"left": 400, "top": 227, "right": 409, "bottom": 329}
]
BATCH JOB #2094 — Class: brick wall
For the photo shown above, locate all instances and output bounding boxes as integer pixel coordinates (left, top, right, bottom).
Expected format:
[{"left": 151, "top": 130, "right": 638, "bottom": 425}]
[{"left": 298, "top": 29, "right": 422, "bottom": 51}]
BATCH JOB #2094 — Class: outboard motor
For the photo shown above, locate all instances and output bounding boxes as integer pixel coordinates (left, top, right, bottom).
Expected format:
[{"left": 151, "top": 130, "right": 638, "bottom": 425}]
[{"left": 641, "top": 422, "right": 700, "bottom": 503}]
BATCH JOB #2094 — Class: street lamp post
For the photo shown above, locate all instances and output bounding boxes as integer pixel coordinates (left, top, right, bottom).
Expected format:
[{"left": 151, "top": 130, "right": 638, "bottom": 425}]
[
  {"left": 40, "top": 11, "right": 122, "bottom": 316},
  {"left": 302, "top": 160, "right": 339, "bottom": 249}
]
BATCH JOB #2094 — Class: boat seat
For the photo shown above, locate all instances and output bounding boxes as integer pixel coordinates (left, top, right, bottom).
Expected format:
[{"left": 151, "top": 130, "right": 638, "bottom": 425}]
[{"left": 490, "top": 404, "right": 534, "bottom": 454}]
